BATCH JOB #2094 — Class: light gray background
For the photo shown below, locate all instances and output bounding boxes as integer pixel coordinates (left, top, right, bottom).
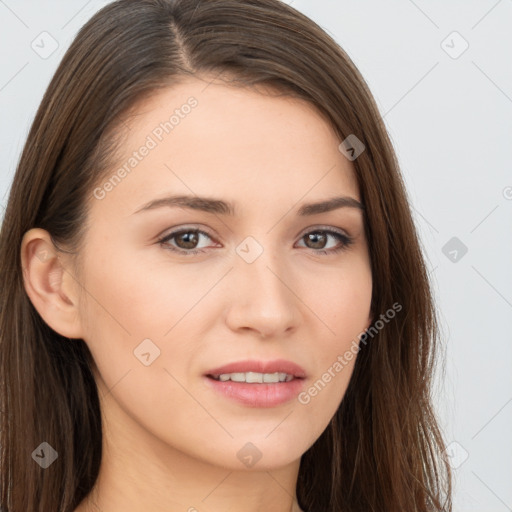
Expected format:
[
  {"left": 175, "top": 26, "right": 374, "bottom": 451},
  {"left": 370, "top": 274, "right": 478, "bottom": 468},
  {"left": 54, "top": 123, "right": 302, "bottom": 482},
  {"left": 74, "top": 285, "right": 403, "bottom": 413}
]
[{"left": 1, "top": 1, "right": 511, "bottom": 510}]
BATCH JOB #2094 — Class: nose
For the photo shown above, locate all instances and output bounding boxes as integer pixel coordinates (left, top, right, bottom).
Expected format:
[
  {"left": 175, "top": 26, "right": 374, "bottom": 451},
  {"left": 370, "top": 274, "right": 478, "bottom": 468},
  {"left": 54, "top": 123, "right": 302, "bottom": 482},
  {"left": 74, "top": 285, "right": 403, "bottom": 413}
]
[{"left": 224, "top": 244, "right": 301, "bottom": 340}]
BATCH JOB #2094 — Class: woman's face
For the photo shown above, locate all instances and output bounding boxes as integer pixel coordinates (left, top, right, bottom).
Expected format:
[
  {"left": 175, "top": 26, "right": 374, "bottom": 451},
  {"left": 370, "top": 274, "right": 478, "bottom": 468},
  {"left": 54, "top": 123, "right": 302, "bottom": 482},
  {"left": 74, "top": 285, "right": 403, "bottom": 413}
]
[{"left": 75, "top": 77, "right": 372, "bottom": 470}]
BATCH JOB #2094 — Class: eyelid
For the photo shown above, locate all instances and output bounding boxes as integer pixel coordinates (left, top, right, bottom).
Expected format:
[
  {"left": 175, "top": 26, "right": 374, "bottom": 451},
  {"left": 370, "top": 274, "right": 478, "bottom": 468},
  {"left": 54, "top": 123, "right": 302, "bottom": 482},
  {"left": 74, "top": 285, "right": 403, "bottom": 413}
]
[
  {"left": 295, "top": 224, "right": 350, "bottom": 239},
  {"left": 156, "top": 224, "right": 217, "bottom": 243}
]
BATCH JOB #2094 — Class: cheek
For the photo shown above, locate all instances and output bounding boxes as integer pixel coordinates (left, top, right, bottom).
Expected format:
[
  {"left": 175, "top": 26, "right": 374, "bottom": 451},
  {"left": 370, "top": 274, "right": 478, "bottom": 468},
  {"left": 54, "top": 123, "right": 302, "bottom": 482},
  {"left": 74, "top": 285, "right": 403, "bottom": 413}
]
[
  {"left": 80, "top": 243, "right": 221, "bottom": 340},
  {"left": 295, "top": 328, "right": 365, "bottom": 444},
  {"left": 306, "top": 254, "right": 372, "bottom": 341},
  {"left": 76, "top": 248, "right": 209, "bottom": 441},
  {"left": 76, "top": 242, "right": 230, "bottom": 404},
  {"left": 296, "top": 256, "right": 372, "bottom": 413}
]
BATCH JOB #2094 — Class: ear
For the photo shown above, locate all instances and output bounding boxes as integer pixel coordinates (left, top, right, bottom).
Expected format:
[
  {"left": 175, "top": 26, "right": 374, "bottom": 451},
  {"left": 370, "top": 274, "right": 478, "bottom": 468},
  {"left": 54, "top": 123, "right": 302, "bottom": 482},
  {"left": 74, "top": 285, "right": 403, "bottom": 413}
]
[{"left": 20, "top": 228, "right": 85, "bottom": 339}]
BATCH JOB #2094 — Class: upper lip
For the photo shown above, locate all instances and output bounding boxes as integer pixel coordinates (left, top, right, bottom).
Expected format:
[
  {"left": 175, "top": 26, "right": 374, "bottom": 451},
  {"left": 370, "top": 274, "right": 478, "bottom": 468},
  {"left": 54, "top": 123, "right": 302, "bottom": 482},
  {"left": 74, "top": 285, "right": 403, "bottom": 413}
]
[{"left": 205, "top": 359, "right": 307, "bottom": 378}]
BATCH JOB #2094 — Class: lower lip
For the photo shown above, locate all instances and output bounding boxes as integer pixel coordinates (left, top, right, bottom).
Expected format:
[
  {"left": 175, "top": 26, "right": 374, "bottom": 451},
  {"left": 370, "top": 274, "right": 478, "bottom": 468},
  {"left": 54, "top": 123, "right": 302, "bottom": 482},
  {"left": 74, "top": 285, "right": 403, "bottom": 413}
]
[{"left": 204, "top": 376, "right": 305, "bottom": 407}]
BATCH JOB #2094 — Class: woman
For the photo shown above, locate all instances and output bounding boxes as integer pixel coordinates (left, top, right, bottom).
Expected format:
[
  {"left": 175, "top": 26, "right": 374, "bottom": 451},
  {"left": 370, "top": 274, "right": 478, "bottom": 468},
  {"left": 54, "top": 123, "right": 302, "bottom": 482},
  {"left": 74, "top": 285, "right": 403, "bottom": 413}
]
[{"left": 0, "top": 0, "right": 452, "bottom": 510}]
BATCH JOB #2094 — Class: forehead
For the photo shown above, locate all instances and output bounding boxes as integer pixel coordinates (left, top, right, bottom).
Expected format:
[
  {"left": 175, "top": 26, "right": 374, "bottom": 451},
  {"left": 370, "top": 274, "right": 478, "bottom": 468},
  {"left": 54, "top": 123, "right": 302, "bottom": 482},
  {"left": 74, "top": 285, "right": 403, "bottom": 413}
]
[{"left": 90, "top": 76, "right": 360, "bottom": 218}]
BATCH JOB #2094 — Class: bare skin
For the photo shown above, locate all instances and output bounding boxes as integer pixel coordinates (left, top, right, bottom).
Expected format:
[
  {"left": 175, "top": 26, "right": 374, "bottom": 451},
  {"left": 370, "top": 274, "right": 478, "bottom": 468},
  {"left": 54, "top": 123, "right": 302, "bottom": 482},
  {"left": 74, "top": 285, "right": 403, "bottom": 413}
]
[{"left": 21, "top": 75, "right": 372, "bottom": 512}]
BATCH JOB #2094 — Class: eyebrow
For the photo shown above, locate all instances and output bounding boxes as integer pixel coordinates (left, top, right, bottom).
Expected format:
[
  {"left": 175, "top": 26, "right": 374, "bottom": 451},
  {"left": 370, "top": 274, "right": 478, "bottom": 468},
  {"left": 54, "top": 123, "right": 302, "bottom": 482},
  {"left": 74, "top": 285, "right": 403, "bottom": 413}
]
[{"left": 132, "top": 194, "right": 364, "bottom": 216}]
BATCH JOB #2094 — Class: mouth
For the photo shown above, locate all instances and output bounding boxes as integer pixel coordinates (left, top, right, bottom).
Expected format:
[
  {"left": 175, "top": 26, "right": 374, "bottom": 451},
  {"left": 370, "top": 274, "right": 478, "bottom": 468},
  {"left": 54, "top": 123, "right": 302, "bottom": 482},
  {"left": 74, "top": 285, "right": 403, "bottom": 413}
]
[{"left": 203, "top": 359, "right": 307, "bottom": 407}]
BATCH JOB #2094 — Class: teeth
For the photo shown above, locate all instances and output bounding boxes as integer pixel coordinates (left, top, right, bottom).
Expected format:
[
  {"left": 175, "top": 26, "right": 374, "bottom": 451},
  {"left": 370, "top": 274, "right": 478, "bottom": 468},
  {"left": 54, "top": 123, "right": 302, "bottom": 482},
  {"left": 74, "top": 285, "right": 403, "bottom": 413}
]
[
  {"left": 213, "top": 372, "right": 294, "bottom": 383},
  {"left": 246, "top": 372, "right": 263, "bottom": 383}
]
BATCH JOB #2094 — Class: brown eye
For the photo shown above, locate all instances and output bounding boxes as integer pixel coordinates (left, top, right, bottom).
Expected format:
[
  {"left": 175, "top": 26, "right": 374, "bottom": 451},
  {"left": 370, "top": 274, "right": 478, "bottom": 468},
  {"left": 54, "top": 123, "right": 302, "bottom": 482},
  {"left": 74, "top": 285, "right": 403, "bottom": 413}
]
[
  {"left": 158, "top": 229, "right": 216, "bottom": 255},
  {"left": 297, "top": 229, "right": 353, "bottom": 254}
]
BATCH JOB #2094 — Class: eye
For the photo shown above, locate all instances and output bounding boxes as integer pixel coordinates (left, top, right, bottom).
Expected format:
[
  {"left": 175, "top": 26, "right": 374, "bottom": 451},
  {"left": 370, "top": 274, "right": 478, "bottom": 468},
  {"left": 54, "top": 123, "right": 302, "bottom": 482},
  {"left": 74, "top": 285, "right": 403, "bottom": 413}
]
[
  {"left": 296, "top": 228, "right": 353, "bottom": 254},
  {"left": 158, "top": 228, "right": 218, "bottom": 255}
]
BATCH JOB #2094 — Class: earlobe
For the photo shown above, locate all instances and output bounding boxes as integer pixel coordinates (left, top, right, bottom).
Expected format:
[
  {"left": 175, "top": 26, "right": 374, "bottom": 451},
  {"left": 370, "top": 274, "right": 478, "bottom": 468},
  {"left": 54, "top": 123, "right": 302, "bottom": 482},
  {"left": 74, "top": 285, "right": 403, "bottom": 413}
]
[{"left": 20, "top": 228, "right": 84, "bottom": 339}]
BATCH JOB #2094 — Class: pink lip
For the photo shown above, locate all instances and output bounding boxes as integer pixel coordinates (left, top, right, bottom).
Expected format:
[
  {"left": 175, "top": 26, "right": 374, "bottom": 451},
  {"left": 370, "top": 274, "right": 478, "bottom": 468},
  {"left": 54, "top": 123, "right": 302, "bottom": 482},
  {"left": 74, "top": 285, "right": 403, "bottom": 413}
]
[{"left": 204, "top": 359, "right": 307, "bottom": 408}]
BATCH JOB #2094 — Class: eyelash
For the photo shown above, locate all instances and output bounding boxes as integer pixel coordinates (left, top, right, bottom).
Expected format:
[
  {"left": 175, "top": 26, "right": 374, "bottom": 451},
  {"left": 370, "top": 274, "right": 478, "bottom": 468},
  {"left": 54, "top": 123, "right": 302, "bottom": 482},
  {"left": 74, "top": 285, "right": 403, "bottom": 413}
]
[{"left": 157, "top": 226, "right": 354, "bottom": 256}]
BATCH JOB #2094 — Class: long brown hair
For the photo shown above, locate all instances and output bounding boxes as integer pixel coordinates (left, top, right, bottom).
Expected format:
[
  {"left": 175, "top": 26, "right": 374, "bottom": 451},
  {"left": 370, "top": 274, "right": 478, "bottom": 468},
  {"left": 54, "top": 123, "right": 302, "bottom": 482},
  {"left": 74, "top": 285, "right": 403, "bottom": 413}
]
[{"left": 0, "top": 0, "right": 452, "bottom": 510}]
